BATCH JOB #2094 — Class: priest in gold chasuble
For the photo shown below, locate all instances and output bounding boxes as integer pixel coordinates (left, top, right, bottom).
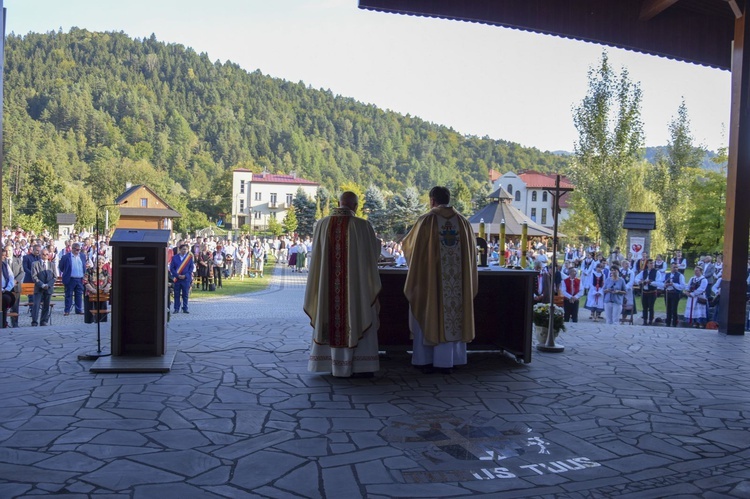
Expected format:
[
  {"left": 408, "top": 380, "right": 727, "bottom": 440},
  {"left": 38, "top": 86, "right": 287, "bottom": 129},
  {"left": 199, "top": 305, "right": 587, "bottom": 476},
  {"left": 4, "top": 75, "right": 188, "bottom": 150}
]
[
  {"left": 402, "top": 186, "right": 478, "bottom": 373},
  {"left": 305, "top": 192, "right": 382, "bottom": 378}
]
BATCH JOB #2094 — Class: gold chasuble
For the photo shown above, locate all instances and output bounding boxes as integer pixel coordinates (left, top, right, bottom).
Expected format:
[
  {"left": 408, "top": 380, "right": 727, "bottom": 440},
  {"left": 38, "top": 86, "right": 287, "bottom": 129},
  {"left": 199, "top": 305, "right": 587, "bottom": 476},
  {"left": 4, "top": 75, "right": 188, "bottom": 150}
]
[
  {"left": 305, "top": 207, "right": 382, "bottom": 377},
  {"left": 402, "top": 205, "right": 478, "bottom": 346}
]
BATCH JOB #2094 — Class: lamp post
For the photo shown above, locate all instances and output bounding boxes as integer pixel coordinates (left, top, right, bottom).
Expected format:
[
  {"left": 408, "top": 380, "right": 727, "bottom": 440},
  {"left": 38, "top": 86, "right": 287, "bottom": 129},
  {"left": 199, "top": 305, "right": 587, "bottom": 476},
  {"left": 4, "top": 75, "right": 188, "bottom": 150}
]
[
  {"left": 521, "top": 222, "right": 528, "bottom": 268},
  {"left": 78, "top": 202, "right": 122, "bottom": 361},
  {"left": 500, "top": 219, "right": 506, "bottom": 266}
]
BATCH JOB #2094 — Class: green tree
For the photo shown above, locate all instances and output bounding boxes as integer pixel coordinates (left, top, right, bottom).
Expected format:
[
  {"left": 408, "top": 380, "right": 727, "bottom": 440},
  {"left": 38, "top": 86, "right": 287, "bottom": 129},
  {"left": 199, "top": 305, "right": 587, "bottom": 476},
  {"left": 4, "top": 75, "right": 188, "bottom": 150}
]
[
  {"left": 647, "top": 100, "right": 703, "bottom": 250},
  {"left": 282, "top": 207, "right": 298, "bottom": 235},
  {"left": 392, "top": 186, "right": 425, "bottom": 234},
  {"left": 685, "top": 148, "right": 727, "bottom": 255},
  {"left": 292, "top": 188, "right": 316, "bottom": 236},
  {"left": 268, "top": 216, "right": 283, "bottom": 237},
  {"left": 570, "top": 52, "right": 643, "bottom": 252},
  {"left": 364, "top": 184, "right": 390, "bottom": 236}
]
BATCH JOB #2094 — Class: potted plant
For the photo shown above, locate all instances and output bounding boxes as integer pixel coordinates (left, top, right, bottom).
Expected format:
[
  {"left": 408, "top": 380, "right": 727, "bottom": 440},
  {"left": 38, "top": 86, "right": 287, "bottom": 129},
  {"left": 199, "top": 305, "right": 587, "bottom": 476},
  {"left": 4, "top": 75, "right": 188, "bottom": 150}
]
[{"left": 533, "top": 303, "right": 566, "bottom": 342}]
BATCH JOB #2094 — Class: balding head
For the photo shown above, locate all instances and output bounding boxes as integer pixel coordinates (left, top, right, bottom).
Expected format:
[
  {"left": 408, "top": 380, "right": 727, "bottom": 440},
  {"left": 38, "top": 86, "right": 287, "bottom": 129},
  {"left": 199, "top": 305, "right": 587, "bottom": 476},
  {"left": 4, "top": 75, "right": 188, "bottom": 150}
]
[{"left": 339, "top": 191, "right": 358, "bottom": 212}]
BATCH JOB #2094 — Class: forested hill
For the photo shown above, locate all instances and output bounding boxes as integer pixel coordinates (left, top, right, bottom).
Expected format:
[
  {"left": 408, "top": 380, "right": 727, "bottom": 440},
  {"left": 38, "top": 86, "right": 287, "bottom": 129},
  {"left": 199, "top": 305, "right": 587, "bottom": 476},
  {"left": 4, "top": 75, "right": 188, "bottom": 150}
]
[{"left": 4, "top": 28, "right": 568, "bottom": 230}]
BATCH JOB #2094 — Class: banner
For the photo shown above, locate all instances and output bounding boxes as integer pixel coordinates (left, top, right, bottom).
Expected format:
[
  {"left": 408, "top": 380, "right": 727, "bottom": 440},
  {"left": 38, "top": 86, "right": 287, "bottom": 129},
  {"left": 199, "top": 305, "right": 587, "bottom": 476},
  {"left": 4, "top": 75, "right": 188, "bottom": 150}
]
[{"left": 629, "top": 237, "right": 645, "bottom": 260}]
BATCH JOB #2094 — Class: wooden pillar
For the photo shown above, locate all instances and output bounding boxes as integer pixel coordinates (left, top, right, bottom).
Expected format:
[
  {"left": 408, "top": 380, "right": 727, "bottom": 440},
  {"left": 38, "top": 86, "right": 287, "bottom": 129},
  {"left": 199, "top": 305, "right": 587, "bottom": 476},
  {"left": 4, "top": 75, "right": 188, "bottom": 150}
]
[
  {"left": 0, "top": 4, "right": 5, "bottom": 231},
  {"left": 719, "top": 11, "right": 750, "bottom": 335}
]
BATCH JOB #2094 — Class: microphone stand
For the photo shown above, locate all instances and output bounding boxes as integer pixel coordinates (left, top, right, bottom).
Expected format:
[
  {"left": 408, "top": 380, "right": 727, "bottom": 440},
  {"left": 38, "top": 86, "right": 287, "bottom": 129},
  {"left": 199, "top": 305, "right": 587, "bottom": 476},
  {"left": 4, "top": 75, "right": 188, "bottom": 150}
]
[{"left": 78, "top": 203, "right": 119, "bottom": 361}]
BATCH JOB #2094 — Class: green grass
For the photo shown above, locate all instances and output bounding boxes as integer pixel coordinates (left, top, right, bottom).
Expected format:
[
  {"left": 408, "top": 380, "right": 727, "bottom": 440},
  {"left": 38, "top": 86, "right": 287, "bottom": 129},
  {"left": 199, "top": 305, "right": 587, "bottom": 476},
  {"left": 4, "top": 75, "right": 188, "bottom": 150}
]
[{"left": 190, "top": 261, "right": 275, "bottom": 299}]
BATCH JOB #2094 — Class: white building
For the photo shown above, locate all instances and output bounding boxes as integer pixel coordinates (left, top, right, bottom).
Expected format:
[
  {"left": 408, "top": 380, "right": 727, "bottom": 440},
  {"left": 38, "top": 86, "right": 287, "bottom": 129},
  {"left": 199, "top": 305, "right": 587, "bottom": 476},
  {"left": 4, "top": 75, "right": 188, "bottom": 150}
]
[
  {"left": 493, "top": 171, "right": 573, "bottom": 228},
  {"left": 231, "top": 170, "right": 319, "bottom": 231}
]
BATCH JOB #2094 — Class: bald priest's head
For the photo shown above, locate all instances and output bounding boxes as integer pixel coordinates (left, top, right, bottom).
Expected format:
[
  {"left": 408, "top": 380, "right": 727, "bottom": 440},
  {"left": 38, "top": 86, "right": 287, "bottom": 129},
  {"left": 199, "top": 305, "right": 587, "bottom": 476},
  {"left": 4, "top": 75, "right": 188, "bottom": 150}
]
[{"left": 339, "top": 191, "right": 359, "bottom": 212}]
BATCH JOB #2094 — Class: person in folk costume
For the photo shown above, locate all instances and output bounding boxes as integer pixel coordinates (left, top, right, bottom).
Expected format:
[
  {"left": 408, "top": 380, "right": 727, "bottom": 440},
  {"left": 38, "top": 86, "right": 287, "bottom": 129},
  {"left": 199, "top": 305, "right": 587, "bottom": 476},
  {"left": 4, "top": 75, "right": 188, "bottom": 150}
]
[
  {"left": 235, "top": 244, "right": 249, "bottom": 281},
  {"left": 305, "top": 191, "right": 382, "bottom": 378},
  {"left": 658, "top": 262, "right": 686, "bottom": 327},
  {"left": 637, "top": 259, "right": 659, "bottom": 325},
  {"left": 684, "top": 266, "right": 709, "bottom": 328},
  {"left": 617, "top": 260, "right": 637, "bottom": 318},
  {"left": 561, "top": 267, "right": 584, "bottom": 323},
  {"left": 603, "top": 267, "right": 627, "bottom": 324},
  {"left": 170, "top": 244, "right": 195, "bottom": 314},
  {"left": 584, "top": 263, "right": 605, "bottom": 321},
  {"left": 198, "top": 245, "right": 213, "bottom": 290},
  {"left": 671, "top": 250, "right": 688, "bottom": 275},
  {"left": 252, "top": 241, "right": 265, "bottom": 277},
  {"left": 402, "top": 186, "right": 478, "bottom": 375},
  {"left": 532, "top": 261, "right": 552, "bottom": 304},
  {"left": 581, "top": 252, "right": 597, "bottom": 293}
]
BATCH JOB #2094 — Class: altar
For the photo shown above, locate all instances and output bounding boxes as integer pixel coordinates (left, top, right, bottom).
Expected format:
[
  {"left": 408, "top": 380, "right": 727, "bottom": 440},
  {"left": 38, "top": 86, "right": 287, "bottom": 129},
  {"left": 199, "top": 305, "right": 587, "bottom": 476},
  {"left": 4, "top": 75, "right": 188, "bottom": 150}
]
[{"left": 377, "top": 267, "right": 536, "bottom": 363}]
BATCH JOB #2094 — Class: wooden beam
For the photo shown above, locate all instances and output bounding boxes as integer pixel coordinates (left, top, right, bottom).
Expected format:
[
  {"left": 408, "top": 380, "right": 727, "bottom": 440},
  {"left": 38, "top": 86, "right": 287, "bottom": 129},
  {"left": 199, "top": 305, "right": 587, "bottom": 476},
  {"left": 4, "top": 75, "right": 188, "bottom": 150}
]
[
  {"left": 719, "top": 9, "right": 750, "bottom": 335},
  {"left": 727, "top": 0, "right": 743, "bottom": 19},
  {"left": 639, "top": 0, "right": 679, "bottom": 21}
]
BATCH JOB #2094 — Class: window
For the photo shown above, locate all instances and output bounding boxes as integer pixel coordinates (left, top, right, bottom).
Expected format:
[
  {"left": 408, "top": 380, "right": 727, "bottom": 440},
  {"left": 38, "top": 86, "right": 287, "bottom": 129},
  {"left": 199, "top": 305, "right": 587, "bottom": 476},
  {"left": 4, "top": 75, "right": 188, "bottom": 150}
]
[
  {"left": 507, "top": 184, "right": 513, "bottom": 195},
  {"left": 240, "top": 180, "right": 245, "bottom": 194},
  {"left": 286, "top": 193, "right": 293, "bottom": 205},
  {"left": 240, "top": 199, "right": 245, "bottom": 211},
  {"left": 515, "top": 191, "right": 521, "bottom": 202},
  {"left": 270, "top": 193, "right": 277, "bottom": 206},
  {"left": 542, "top": 191, "right": 548, "bottom": 202},
  {"left": 531, "top": 191, "right": 537, "bottom": 202},
  {"left": 254, "top": 192, "right": 261, "bottom": 201},
  {"left": 140, "top": 198, "right": 148, "bottom": 207},
  {"left": 531, "top": 208, "right": 537, "bottom": 221},
  {"left": 270, "top": 212, "right": 277, "bottom": 219},
  {"left": 254, "top": 211, "right": 261, "bottom": 219},
  {"left": 542, "top": 208, "right": 548, "bottom": 225}
]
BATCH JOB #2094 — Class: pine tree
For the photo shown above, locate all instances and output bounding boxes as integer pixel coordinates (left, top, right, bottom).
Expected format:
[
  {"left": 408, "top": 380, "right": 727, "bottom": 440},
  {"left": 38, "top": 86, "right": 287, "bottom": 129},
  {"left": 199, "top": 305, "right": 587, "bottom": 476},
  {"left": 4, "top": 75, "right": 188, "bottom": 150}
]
[
  {"left": 364, "top": 184, "right": 390, "bottom": 236},
  {"left": 392, "top": 187, "right": 425, "bottom": 234}
]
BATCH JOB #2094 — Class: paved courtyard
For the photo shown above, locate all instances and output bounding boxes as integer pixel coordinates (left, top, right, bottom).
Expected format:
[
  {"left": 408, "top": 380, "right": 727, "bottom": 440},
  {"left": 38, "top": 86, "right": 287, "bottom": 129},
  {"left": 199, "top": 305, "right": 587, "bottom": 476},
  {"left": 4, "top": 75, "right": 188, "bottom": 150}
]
[{"left": 1, "top": 265, "right": 750, "bottom": 498}]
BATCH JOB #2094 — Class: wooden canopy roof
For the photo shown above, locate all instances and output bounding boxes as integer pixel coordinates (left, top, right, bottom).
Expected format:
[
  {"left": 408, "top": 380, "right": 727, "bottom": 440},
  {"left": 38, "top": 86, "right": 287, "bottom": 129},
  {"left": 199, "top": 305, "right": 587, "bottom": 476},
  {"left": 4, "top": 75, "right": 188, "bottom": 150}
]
[{"left": 359, "top": 0, "right": 739, "bottom": 70}]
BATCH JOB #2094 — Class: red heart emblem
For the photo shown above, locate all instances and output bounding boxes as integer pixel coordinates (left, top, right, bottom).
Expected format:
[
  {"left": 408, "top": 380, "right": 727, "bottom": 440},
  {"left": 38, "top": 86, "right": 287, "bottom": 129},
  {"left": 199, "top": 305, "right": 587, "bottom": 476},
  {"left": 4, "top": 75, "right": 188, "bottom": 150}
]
[{"left": 632, "top": 244, "right": 642, "bottom": 253}]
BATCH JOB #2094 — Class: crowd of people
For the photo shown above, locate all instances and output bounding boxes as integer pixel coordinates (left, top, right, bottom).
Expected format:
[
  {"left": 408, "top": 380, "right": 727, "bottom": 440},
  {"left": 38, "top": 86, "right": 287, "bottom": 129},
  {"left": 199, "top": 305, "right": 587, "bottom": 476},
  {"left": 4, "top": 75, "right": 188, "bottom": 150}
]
[
  {"left": 0, "top": 226, "right": 314, "bottom": 327},
  {"left": 525, "top": 245, "right": 729, "bottom": 329}
]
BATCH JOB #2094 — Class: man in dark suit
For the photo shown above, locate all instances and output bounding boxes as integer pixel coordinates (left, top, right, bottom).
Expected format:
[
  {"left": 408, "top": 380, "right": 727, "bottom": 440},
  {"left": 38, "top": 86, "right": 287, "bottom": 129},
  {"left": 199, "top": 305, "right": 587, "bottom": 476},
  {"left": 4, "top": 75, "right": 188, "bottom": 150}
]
[
  {"left": 5, "top": 245, "right": 24, "bottom": 327},
  {"left": 31, "top": 248, "right": 57, "bottom": 326},
  {"left": 22, "top": 244, "right": 41, "bottom": 308},
  {"left": 169, "top": 244, "right": 195, "bottom": 314},
  {"left": 58, "top": 242, "right": 88, "bottom": 316}
]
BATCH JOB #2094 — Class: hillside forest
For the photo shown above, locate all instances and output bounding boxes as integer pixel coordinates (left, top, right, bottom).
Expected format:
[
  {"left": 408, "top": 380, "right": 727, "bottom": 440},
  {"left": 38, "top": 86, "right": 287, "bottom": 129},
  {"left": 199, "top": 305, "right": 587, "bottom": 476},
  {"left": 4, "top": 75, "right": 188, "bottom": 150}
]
[{"left": 2, "top": 28, "right": 569, "bottom": 234}]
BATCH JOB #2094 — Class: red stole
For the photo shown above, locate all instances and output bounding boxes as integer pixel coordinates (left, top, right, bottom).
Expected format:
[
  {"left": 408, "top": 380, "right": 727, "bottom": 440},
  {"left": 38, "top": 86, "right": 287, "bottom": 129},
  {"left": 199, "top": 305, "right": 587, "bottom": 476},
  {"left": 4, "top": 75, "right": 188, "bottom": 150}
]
[{"left": 327, "top": 215, "right": 350, "bottom": 348}]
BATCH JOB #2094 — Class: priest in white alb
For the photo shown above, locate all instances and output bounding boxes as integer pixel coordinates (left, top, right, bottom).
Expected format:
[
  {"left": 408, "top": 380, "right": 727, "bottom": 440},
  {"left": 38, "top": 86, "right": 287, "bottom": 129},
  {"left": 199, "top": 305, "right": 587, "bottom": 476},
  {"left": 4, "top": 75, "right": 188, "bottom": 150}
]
[
  {"left": 305, "top": 191, "right": 382, "bottom": 378},
  {"left": 402, "top": 186, "right": 478, "bottom": 374}
]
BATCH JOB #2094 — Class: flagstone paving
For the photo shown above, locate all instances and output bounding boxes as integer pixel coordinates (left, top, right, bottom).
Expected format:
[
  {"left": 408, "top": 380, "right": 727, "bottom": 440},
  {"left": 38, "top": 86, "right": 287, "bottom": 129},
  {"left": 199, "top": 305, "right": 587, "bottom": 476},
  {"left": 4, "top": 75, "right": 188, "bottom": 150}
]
[{"left": 1, "top": 265, "right": 750, "bottom": 497}]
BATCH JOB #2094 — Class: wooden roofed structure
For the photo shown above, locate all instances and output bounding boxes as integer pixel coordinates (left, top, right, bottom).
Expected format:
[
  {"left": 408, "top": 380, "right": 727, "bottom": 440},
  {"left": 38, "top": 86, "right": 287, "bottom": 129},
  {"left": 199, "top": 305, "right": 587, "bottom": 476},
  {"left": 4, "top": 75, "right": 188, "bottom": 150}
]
[{"left": 359, "top": 0, "right": 749, "bottom": 335}]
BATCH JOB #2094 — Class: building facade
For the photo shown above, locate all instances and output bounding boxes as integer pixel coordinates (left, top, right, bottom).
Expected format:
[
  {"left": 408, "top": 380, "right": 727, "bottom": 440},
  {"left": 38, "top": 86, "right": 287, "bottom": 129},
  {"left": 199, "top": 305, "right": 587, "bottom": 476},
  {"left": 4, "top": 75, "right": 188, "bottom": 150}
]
[
  {"left": 493, "top": 171, "right": 573, "bottom": 228},
  {"left": 231, "top": 170, "right": 319, "bottom": 231},
  {"left": 115, "top": 184, "right": 181, "bottom": 232}
]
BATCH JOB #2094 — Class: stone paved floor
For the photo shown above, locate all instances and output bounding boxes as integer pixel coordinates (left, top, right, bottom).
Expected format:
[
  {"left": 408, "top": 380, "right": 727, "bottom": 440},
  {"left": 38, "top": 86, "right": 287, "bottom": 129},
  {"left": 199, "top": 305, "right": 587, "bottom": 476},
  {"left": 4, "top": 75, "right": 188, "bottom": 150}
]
[{"left": 1, "top": 265, "right": 750, "bottom": 498}]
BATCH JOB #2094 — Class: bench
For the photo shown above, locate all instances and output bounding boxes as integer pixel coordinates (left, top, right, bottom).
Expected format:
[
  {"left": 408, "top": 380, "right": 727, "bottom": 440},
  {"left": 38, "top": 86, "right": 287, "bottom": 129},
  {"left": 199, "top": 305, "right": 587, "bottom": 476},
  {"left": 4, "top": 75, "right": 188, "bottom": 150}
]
[
  {"left": 88, "top": 291, "right": 110, "bottom": 322},
  {"left": 20, "top": 282, "right": 56, "bottom": 325}
]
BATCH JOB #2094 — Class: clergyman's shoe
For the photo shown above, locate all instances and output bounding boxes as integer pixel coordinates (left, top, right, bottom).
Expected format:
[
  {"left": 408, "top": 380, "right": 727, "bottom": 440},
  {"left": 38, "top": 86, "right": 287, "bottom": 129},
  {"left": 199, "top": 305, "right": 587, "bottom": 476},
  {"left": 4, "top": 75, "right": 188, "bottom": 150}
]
[
  {"left": 350, "top": 372, "right": 374, "bottom": 379},
  {"left": 435, "top": 367, "right": 453, "bottom": 375},
  {"left": 173, "top": 310, "right": 179, "bottom": 314},
  {"left": 182, "top": 310, "right": 190, "bottom": 314},
  {"left": 31, "top": 322, "right": 38, "bottom": 326}
]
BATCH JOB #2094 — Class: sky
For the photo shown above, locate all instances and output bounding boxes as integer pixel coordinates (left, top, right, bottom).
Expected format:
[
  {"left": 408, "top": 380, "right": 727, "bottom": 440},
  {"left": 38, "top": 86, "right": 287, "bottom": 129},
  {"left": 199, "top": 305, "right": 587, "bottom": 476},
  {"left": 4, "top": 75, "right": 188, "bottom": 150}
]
[{"left": 3, "top": 0, "right": 732, "bottom": 153}]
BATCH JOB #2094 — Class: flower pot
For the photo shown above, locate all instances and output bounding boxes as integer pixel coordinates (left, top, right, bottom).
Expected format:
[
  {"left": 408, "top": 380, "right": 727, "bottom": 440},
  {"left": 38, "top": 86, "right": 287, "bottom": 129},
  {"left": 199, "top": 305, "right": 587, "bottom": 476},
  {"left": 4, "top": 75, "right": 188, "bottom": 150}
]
[{"left": 535, "top": 325, "right": 559, "bottom": 343}]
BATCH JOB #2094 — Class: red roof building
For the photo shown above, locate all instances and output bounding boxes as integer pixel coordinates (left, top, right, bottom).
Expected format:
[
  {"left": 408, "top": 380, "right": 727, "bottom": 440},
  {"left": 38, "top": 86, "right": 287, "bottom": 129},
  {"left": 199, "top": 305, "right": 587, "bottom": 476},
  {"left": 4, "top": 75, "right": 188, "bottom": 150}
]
[{"left": 493, "top": 171, "right": 574, "bottom": 227}]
